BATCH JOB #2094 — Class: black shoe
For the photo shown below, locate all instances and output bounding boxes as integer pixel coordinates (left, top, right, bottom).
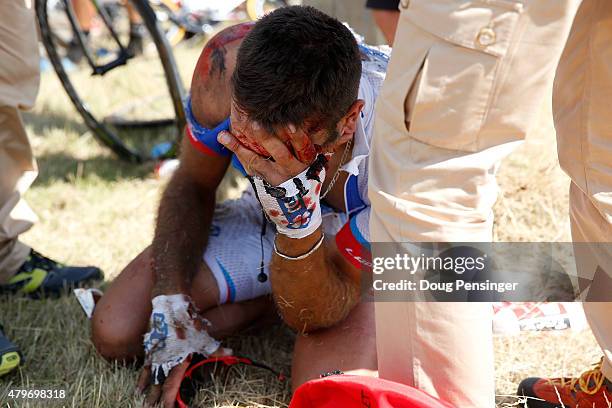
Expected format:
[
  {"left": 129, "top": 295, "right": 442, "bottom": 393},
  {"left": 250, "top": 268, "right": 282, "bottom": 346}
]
[
  {"left": 0, "top": 325, "right": 21, "bottom": 377},
  {"left": 0, "top": 249, "right": 103, "bottom": 297}
]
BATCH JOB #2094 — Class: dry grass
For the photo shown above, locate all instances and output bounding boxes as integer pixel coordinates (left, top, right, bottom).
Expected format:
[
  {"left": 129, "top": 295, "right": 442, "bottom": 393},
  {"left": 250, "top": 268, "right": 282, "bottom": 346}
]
[{"left": 0, "top": 40, "right": 601, "bottom": 407}]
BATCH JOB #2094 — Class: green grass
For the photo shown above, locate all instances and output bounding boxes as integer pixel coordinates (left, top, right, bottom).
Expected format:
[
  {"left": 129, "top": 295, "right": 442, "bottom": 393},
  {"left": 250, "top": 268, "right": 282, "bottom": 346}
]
[{"left": 0, "top": 40, "right": 603, "bottom": 408}]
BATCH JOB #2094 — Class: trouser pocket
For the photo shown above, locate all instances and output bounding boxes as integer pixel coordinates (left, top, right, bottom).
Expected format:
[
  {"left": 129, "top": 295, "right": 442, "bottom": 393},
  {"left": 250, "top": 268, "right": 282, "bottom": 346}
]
[{"left": 400, "top": 0, "right": 524, "bottom": 152}]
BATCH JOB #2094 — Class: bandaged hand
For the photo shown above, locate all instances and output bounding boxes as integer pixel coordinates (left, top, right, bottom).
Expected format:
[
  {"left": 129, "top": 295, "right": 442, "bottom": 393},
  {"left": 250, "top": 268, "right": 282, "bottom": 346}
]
[
  {"left": 218, "top": 125, "right": 329, "bottom": 239},
  {"left": 250, "top": 154, "right": 327, "bottom": 238},
  {"left": 143, "top": 294, "right": 225, "bottom": 384}
]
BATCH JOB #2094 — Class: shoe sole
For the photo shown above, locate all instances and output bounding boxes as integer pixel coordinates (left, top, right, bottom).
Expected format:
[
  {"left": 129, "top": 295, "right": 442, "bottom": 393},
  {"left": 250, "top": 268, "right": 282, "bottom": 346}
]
[{"left": 0, "top": 351, "right": 21, "bottom": 376}]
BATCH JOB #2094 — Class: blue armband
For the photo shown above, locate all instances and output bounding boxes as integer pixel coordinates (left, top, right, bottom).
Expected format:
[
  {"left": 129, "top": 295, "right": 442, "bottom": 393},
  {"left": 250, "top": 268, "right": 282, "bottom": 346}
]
[{"left": 185, "top": 95, "right": 232, "bottom": 157}]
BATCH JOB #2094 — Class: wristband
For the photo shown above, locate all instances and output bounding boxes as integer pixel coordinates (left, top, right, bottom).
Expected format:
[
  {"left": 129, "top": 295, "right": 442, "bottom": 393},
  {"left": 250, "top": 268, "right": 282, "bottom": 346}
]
[
  {"left": 273, "top": 233, "right": 325, "bottom": 261},
  {"left": 250, "top": 154, "right": 327, "bottom": 239},
  {"left": 144, "top": 294, "right": 222, "bottom": 384}
]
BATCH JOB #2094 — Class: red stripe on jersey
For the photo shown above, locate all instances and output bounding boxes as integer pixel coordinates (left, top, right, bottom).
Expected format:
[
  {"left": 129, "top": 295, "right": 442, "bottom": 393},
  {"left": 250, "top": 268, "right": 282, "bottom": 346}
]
[
  {"left": 335, "top": 221, "right": 372, "bottom": 271},
  {"left": 187, "top": 126, "right": 220, "bottom": 157}
]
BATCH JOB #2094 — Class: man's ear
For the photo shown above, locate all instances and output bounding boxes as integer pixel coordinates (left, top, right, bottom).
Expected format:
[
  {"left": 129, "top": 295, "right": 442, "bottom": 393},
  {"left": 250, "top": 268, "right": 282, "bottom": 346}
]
[{"left": 337, "top": 99, "right": 365, "bottom": 144}]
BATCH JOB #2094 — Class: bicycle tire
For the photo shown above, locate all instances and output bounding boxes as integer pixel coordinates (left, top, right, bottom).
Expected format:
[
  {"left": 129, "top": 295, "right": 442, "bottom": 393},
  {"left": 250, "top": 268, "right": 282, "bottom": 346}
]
[
  {"left": 35, "top": 0, "right": 186, "bottom": 163},
  {"left": 131, "top": 0, "right": 186, "bottom": 134}
]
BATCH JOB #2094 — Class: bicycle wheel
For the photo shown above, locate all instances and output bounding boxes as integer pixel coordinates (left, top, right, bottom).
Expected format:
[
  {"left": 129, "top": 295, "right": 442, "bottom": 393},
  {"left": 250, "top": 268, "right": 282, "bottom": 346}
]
[
  {"left": 245, "top": 0, "right": 288, "bottom": 20},
  {"left": 36, "top": 0, "right": 188, "bottom": 162}
]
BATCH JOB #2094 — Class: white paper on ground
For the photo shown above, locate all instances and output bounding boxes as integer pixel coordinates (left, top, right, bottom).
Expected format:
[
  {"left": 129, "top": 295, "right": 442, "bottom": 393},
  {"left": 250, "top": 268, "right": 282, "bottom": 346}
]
[
  {"left": 73, "top": 288, "right": 104, "bottom": 319},
  {"left": 493, "top": 302, "right": 588, "bottom": 335}
]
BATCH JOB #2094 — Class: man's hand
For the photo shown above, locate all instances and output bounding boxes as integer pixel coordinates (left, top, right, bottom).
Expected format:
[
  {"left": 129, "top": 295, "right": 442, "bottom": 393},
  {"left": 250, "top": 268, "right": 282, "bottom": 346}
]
[
  {"left": 219, "top": 127, "right": 329, "bottom": 239},
  {"left": 137, "top": 294, "right": 231, "bottom": 407},
  {"left": 217, "top": 124, "right": 316, "bottom": 185}
]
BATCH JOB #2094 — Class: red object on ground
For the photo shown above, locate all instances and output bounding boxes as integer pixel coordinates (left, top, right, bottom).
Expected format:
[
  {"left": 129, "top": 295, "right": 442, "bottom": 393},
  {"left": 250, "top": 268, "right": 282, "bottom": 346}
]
[
  {"left": 175, "top": 355, "right": 285, "bottom": 408},
  {"left": 289, "top": 375, "right": 456, "bottom": 408}
]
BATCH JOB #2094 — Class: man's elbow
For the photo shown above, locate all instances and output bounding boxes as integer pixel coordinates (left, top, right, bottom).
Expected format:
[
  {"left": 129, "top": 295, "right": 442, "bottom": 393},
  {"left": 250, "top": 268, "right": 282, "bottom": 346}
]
[{"left": 275, "top": 285, "right": 360, "bottom": 333}]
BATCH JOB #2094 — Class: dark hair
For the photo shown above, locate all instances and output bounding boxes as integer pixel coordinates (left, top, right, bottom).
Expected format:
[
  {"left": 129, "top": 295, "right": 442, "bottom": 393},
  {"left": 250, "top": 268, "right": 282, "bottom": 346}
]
[{"left": 231, "top": 6, "right": 362, "bottom": 137}]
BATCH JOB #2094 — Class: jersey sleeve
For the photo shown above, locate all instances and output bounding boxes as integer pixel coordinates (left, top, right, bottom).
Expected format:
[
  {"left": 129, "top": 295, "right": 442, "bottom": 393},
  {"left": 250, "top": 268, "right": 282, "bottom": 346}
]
[
  {"left": 335, "top": 207, "right": 372, "bottom": 270},
  {"left": 185, "top": 95, "right": 232, "bottom": 157}
]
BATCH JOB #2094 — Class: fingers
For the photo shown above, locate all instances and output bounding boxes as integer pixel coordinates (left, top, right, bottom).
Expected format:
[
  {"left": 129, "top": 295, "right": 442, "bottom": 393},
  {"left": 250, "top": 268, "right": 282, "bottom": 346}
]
[
  {"left": 144, "top": 385, "right": 162, "bottom": 407},
  {"left": 218, "top": 131, "right": 274, "bottom": 176},
  {"left": 136, "top": 365, "right": 152, "bottom": 395},
  {"left": 230, "top": 119, "right": 307, "bottom": 168},
  {"left": 285, "top": 125, "right": 317, "bottom": 164},
  {"left": 162, "top": 359, "right": 191, "bottom": 408},
  {"left": 217, "top": 129, "right": 247, "bottom": 154},
  {"left": 258, "top": 134, "right": 298, "bottom": 167}
]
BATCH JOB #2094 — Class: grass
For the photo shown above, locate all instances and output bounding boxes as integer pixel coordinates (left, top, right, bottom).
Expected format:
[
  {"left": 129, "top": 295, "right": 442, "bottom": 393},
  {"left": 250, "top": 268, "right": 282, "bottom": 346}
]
[{"left": 0, "top": 37, "right": 603, "bottom": 407}]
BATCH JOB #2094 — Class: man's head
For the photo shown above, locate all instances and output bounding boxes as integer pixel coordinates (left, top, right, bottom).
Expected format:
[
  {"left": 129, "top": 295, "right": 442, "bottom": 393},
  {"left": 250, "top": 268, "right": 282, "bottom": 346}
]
[{"left": 230, "top": 6, "right": 363, "bottom": 159}]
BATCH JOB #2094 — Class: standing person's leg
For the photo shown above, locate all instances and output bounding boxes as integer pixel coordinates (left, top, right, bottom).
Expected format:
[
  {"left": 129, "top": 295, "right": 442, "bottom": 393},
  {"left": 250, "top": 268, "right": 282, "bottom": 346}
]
[
  {"left": 554, "top": 0, "right": 612, "bottom": 379},
  {"left": 369, "top": 0, "right": 582, "bottom": 406},
  {"left": 0, "top": 0, "right": 39, "bottom": 377},
  {"left": 71, "top": 0, "right": 96, "bottom": 32},
  {"left": 0, "top": 0, "right": 40, "bottom": 284},
  {"left": 570, "top": 187, "right": 612, "bottom": 376},
  {"left": 0, "top": 0, "right": 102, "bottom": 296},
  {"left": 365, "top": 0, "right": 400, "bottom": 44},
  {"left": 518, "top": 1, "right": 612, "bottom": 405}
]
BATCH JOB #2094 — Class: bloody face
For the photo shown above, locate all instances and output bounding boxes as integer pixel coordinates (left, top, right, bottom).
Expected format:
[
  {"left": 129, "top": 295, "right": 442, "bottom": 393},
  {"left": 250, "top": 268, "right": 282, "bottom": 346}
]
[
  {"left": 232, "top": 130, "right": 273, "bottom": 157},
  {"left": 229, "top": 101, "right": 324, "bottom": 164}
]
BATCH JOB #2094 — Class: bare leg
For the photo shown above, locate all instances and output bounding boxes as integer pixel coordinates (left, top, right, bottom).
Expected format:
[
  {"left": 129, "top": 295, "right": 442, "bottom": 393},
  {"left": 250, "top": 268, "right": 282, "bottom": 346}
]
[
  {"left": 72, "top": 0, "right": 95, "bottom": 32},
  {"left": 291, "top": 301, "right": 377, "bottom": 390},
  {"left": 124, "top": 1, "right": 142, "bottom": 25},
  {"left": 91, "top": 246, "right": 274, "bottom": 361},
  {"left": 372, "top": 10, "right": 399, "bottom": 45}
]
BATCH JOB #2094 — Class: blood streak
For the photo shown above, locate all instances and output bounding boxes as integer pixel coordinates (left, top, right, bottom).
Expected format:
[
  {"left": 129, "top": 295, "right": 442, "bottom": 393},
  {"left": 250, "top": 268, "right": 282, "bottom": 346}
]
[
  {"left": 269, "top": 210, "right": 280, "bottom": 217},
  {"left": 294, "top": 136, "right": 317, "bottom": 164},
  {"left": 233, "top": 130, "right": 271, "bottom": 157},
  {"left": 175, "top": 325, "right": 186, "bottom": 340},
  {"left": 194, "top": 22, "right": 255, "bottom": 78}
]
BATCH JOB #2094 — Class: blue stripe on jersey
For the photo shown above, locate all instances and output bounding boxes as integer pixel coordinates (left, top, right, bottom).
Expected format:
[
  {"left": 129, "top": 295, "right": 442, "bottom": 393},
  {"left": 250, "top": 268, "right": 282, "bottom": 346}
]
[
  {"left": 349, "top": 213, "right": 371, "bottom": 251},
  {"left": 216, "top": 258, "right": 236, "bottom": 303},
  {"left": 185, "top": 96, "right": 232, "bottom": 157},
  {"left": 345, "top": 174, "right": 367, "bottom": 215}
]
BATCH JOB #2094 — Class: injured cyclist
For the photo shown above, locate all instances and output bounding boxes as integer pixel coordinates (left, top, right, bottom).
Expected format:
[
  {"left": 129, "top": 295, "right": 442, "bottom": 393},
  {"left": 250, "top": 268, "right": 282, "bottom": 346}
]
[{"left": 90, "top": 5, "right": 389, "bottom": 407}]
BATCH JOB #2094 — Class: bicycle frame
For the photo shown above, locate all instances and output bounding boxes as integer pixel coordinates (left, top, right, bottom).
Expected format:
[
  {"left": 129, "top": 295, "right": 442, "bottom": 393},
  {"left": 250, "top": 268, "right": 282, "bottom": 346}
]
[{"left": 62, "top": 0, "right": 132, "bottom": 76}]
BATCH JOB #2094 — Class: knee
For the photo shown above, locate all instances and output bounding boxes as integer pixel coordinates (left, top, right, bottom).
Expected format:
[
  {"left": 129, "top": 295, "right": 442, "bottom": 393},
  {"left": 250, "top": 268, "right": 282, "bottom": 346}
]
[{"left": 91, "top": 301, "right": 144, "bottom": 362}]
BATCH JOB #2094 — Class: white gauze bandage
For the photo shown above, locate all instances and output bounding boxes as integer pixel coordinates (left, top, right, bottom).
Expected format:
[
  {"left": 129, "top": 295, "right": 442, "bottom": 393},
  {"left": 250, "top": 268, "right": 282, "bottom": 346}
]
[
  {"left": 250, "top": 154, "right": 327, "bottom": 239},
  {"left": 143, "top": 294, "right": 222, "bottom": 384}
]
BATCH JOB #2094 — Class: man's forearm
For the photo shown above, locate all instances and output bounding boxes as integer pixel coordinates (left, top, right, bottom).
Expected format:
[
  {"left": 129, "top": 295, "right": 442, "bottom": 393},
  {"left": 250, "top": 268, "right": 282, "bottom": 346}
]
[
  {"left": 151, "top": 174, "right": 215, "bottom": 296},
  {"left": 271, "top": 228, "right": 359, "bottom": 332}
]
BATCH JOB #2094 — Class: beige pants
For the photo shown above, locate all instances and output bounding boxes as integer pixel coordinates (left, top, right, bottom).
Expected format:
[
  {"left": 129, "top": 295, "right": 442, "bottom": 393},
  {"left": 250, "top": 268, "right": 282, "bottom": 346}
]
[
  {"left": 0, "top": 0, "right": 40, "bottom": 283},
  {"left": 370, "top": 0, "right": 612, "bottom": 406}
]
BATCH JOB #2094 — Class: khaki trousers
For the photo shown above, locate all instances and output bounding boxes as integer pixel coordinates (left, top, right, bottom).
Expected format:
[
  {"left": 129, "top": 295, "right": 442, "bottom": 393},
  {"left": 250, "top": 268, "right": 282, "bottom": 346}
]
[
  {"left": 370, "top": 0, "right": 611, "bottom": 406},
  {"left": 0, "top": 0, "right": 40, "bottom": 283}
]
